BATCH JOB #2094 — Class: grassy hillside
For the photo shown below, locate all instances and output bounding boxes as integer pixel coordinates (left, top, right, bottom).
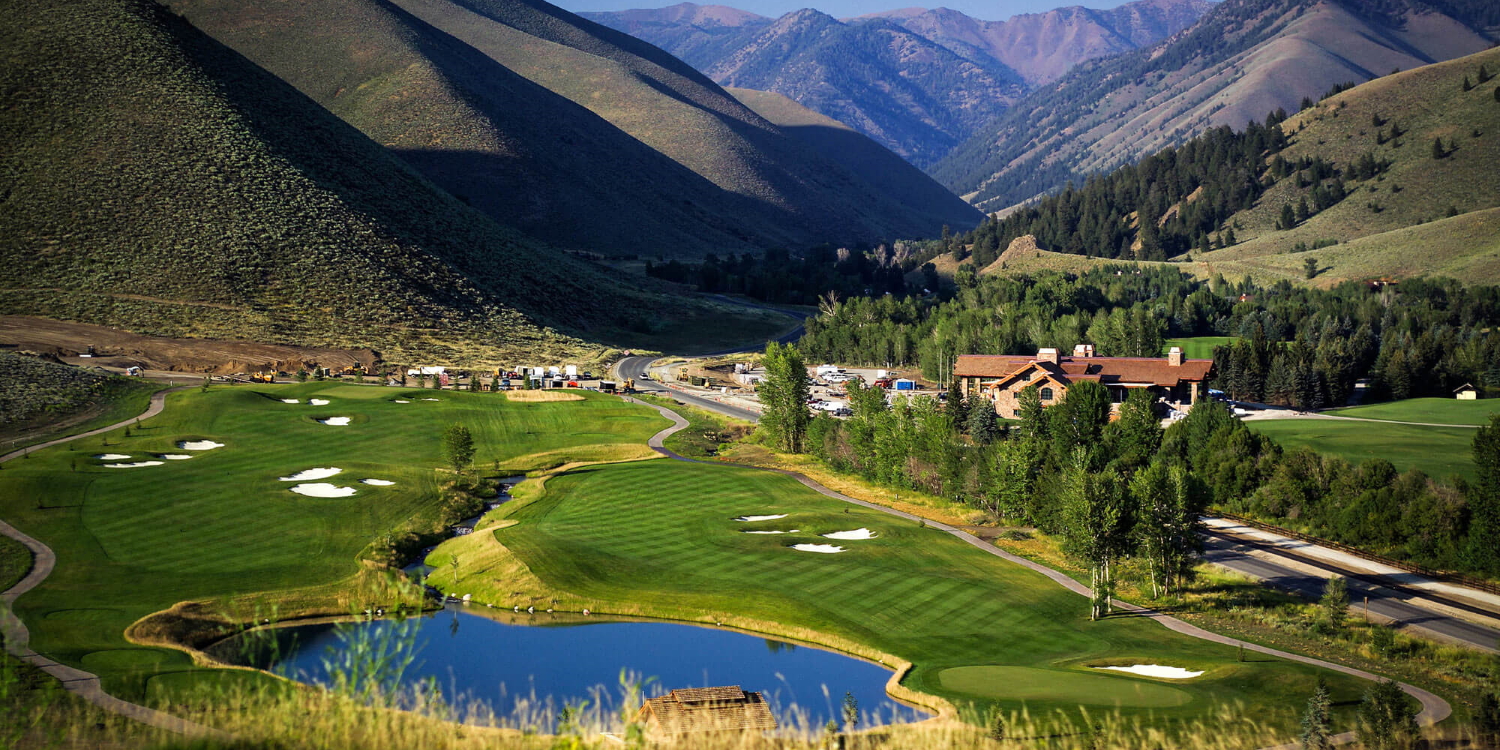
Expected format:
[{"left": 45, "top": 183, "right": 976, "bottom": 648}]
[
  {"left": 936, "top": 0, "right": 1494, "bottom": 211},
  {"left": 1247, "top": 418, "right": 1478, "bottom": 481},
  {"left": 0, "top": 383, "right": 666, "bottom": 700},
  {"left": 172, "top": 0, "right": 972, "bottom": 257},
  {"left": 0, "top": 353, "right": 162, "bottom": 451},
  {"left": 1192, "top": 47, "right": 1500, "bottom": 284}
]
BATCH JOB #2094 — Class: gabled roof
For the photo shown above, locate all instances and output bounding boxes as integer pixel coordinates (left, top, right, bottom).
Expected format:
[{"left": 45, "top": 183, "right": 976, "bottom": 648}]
[
  {"left": 637, "top": 686, "right": 778, "bottom": 734},
  {"left": 956, "top": 354, "right": 1212, "bottom": 387}
]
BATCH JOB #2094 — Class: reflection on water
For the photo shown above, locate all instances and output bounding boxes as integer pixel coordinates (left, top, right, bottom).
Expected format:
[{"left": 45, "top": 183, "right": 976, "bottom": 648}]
[{"left": 264, "top": 606, "right": 925, "bottom": 729}]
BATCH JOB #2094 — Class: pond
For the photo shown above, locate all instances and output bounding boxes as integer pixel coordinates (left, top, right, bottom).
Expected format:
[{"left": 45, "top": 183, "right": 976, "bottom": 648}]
[{"left": 264, "top": 606, "right": 926, "bottom": 730}]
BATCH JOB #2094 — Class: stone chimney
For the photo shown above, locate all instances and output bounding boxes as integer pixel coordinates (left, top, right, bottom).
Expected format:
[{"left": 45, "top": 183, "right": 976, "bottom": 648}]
[
  {"left": 1168, "top": 346, "right": 1183, "bottom": 367},
  {"left": 1073, "top": 344, "right": 1095, "bottom": 358},
  {"left": 1038, "top": 347, "right": 1060, "bottom": 365}
]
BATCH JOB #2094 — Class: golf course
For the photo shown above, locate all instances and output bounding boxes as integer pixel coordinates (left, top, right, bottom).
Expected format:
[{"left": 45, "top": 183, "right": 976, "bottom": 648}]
[{"left": 426, "top": 457, "right": 1372, "bottom": 731}]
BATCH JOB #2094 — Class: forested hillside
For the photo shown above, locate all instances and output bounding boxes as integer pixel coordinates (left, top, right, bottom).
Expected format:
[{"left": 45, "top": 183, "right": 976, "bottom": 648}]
[
  {"left": 585, "top": 0, "right": 1209, "bottom": 167},
  {"left": 935, "top": 0, "right": 1495, "bottom": 212}
]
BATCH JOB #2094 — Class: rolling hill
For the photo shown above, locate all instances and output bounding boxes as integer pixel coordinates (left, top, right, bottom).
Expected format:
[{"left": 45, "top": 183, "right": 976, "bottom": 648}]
[
  {"left": 584, "top": 0, "right": 1210, "bottom": 167},
  {"left": 0, "top": 0, "right": 779, "bottom": 365},
  {"left": 168, "top": 0, "right": 978, "bottom": 257},
  {"left": 934, "top": 0, "right": 1496, "bottom": 212}
]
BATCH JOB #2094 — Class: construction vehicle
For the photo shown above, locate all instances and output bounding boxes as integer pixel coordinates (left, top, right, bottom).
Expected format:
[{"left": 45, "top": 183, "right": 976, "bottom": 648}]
[
  {"left": 251, "top": 372, "right": 275, "bottom": 383},
  {"left": 600, "top": 381, "right": 618, "bottom": 393},
  {"left": 623, "top": 378, "right": 636, "bottom": 394}
]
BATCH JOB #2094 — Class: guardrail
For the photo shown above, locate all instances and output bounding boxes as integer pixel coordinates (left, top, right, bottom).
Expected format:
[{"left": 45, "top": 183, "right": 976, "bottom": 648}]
[{"left": 1212, "top": 511, "right": 1500, "bottom": 597}]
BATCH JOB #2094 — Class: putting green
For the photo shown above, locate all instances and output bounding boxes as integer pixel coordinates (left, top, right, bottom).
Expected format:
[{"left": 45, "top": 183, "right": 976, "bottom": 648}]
[
  {"left": 0, "top": 382, "right": 667, "bottom": 700},
  {"left": 937, "top": 666, "right": 1192, "bottom": 707},
  {"left": 435, "top": 458, "right": 1372, "bottom": 729}
]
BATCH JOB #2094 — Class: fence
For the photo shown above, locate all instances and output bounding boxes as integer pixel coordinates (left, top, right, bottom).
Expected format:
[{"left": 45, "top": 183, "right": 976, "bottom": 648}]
[{"left": 1212, "top": 511, "right": 1500, "bottom": 597}]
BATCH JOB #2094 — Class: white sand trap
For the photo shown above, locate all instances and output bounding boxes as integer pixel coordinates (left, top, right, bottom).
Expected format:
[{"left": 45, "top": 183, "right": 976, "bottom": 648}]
[
  {"left": 790, "top": 543, "right": 845, "bottom": 554},
  {"left": 104, "top": 461, "right": 164, "bottom": 468},
  {"left": 734, "top": 514, "right": 788, "bottom": 522},
  {"left": 822, "top": 528, "right": 877, "bottom": 540},
  {"left": 743, "top": 529, "right": 799, "bottom": 534},
  {"left": 318, "top": 417, "right": 351, "bottom": 426},
  {"left": 279, "top": 467, "right": 342, "bottom": 481},
  {"left": 281, "top": 398, "right": 300, "bottom": 404},
  {"left": 95, "top": 454, "right": 132, "bottom": 460},
  {"left": 361, "top": 479, "right": 395, "bottom": 486},
  {"left": 289, "top": 483, "right": 357, "bottom": 498},
  {"left": 393, "top": 399, "right": 411, "bottom": 404},
  {"left": 157, "top": 454, "right": 193, "bottom": 460},
  {"left": 1095, "top": 665, "right": 1204, "bottom": 679},
  {"left": 421, "top": 398, "right": 440, "bottom": 402},
  {"left": 177, "top": 440, "right": 224, "bottom": 451},
  {"left": 309, "top": 398, "right": 330, "bottom": 405}
]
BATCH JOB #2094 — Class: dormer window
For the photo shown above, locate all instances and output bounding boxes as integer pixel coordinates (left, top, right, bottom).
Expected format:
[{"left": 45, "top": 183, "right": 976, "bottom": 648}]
[{"left": 1020, "top": 371, "right": 1031, "bottom": 382}]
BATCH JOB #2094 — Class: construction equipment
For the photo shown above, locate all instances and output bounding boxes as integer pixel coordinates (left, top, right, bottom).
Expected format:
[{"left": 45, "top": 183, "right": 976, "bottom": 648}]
[
  {"left": 251, "top": 372, "right": 275, "bottom": 383},
  {"left": 623, "top": 378, "right": 636, "bottom": 394}
]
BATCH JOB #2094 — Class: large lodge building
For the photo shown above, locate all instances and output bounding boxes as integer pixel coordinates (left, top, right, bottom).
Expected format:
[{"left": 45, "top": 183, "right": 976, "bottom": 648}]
[{"left": 955, "top": 344, "right": 1215, "bottom": 418}]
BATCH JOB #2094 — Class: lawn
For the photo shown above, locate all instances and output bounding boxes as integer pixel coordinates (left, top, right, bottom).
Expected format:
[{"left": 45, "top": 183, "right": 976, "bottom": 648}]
[
  {"left": 1165, "top": 336, "right": 1236, "bottom": 360},
  {"left": 0, "top": 382, "right": 666, "bottom": 702},
  {"left": 0, "top": 534, "right": 32, "bottom": 592},
  {"left": 1324, "top": 397, "right": 1500, "bottom": 426},
  {"left": 431, "top": 459, "right": 1371, "bottom": 733},
  {"left": 1248, "top": 418, "right": 1478, "bottom": 481}
]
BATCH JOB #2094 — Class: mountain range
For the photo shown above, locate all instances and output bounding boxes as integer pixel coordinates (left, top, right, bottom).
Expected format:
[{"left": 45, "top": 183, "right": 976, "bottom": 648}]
[
  {"left": 584, "top": 0, "right": 1213, "bottom": 166},
  {"left": 932, "top": 0, "right": 1499, "bottom": 211}
]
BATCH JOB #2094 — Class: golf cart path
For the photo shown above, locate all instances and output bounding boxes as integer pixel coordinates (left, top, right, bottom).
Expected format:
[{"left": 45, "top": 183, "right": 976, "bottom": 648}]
[
  {"left": 1238, "top": 410, "right": 1480, "bottom": 428},
  {"left": 623, "top": 396, "right": 1452, "bottom": 743},
  {"left": 0, "top": 385, "right": 225, "bottom": 738}
]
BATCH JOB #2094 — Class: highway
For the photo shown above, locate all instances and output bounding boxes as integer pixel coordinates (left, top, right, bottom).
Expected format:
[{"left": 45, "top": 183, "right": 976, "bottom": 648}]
[{"left": 1201, "top": 525, "right": 1500, "bottom": 652}]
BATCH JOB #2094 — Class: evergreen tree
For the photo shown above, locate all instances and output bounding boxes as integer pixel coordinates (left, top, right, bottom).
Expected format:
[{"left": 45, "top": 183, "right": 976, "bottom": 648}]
[
  {"left": 1279, "top": 203, "right": 1297, "bottom": 230},
  {"left": 1356, "top": 680, "right": 1418, "bottom": 750},
  {"left": 1320, "top": 576, "right": 1349, "bottom": 632},
  {"left": 1224, "top": 226, "right": 1237, "bottom": 245},
  {"left": 1480, "top": 64, "right": 1493, "bottom": 84},
  {"left": 1467, "top": 415, "right": 1500, "bottom": 574},
  {"left": 1304, "top": 256, "right": 1318, "bottom": 279},
  {"left": 759, "top": 342, "right": 811, "bottom": 453},
  {"left": 1296, "top": 196, "right": 1311, "bottom": 222},
  {"left": 1494, "top": 85, "right": 1500, "bottom": 102},
  {"left": 946, "top": 378, "right": 968, "bottom": 428},
  {"left": 1432, "top": 138, "right": 1447, "bottom": 159},
  {"left": 967, "top": 404, "right": 1000, "bottom": 445},
  {"left": 1299, "top": 678, "right": 1333, "bottom": 750},
  {"left": 1463, "top": 75, "right": 1473, "bottom": 92}
]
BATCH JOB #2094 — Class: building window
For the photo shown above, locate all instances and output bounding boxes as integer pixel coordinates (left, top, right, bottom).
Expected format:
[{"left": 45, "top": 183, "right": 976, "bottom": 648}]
[
  {"left": 1040, "top": 387, "right": 1054, "bottom": 401},
  {"left": 1012, "top": 410, "right": 1021, "bottom": 418}
]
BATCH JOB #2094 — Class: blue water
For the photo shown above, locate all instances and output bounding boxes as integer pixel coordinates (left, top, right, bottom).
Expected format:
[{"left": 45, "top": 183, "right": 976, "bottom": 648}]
[{"left": 269, "top": 607, "right": 924, "bottom": 729}]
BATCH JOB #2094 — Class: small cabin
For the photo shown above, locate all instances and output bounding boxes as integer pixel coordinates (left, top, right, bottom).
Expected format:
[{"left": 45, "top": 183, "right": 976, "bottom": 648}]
[
  {"left": 635, "top": 686, "right": 777, "bottom": 737},
  {"left": 1455, "top": 383, "right": 1480, "bottom": 400}
]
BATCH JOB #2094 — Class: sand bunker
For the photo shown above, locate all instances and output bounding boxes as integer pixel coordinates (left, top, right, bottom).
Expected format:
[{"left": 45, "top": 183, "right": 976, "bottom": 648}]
[
  {"left": 393, "top": 399, "right": 411, "bottom": 404},
  {"left": 157, "top": 454, "right": 193, "bottom": 460},
  {"left": 790, "top": 543, "right": 845, "bottom": 554},
  {"left": 734, "top": 514, "right": 788, "bottom": 522},
  {"left": 1095, "top": 665, "right": 1204, "bottom": 679},
  {"left": 361, "top": 479, "right": 395, "bottom": 486},
  {"left": 104, "top": 461, "right": 164, "bottom": 468},
  {"left": 309, "top": 398, "right": 330, "bottom": 405},
  {"left": 822, "top": 528, "right": 877, "bottom": 540},
  {"left": 95, "top": 454, "right": 132, "bottom": 460},
  {"left": 279, "top": 467, "right": 342, "bottom": 481},
  {"left": 177, "top": 440, "right": 224, "bottom": 451},
  {"left": 281, "top": 399, "right": 300, "bottom": 404},
  {"left": 318, "top": 417, "right": 351, "bottom": 426},
  {"left": 421, "top": 398, "right": 440, "bottom": 402},
  {"left": 743, "top": 529, "right": 799, "bottom": 534},
  {"left": 289, "top": 483, "right": 357, "bottom": 498},
  {"left": 505, "top": 390, "right": 584, "bottom": 403}
]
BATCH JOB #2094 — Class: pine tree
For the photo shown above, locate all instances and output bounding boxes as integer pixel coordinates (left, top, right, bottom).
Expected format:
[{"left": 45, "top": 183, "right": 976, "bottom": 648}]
[
  {"left": 1279, "top": 203, "right": 1297, "bottom": 230},
  {"left": 1463, "top": 75, "right": 1474, "bottom": 92},
  {"left": 1480, "top": 64, "right": 1493, "bottom": 84},
  {"left": 1320, "top": 576, "right": 1349, "bottom": 632},
  {"left": 1296, "top": 196, "right": 1310, "bottom": 222},
  {"left": 1300, "top": 678, "right": 1333, "bottom": 750},
  {"left": 967, "top": 404, "right": 1000, "bottom": 445},
  {"left": 946, "top": 378, "right": 968, "bottom": 427},
  {"left": 1432, "top": 137, "right": 1447, "bottom": 159},
  {"left": 1224, "top": 226, "right": 1237, "bottom": 245},
  {"left": 1304, "top": 256, "right": 1318, "bottom": 280}
]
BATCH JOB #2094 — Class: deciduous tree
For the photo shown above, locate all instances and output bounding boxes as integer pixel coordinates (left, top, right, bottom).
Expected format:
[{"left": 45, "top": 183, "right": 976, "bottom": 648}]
[
  {"left": 442, "top": 424, "right": 474, "bottom": 473},
  {"left": 759, "top": 342, "right": 811, "bottom": 453}
]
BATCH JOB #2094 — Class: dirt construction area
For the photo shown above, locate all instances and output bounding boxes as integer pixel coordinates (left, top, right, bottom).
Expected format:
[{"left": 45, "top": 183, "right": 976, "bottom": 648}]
[{"left": 0, "top": 316, "right": 377, "bottom": 374}]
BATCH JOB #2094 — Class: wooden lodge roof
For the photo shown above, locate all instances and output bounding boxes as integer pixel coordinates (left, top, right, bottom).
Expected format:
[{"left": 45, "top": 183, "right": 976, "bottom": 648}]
[
  {"left": 956, "top": 354, "right": 1212, "bottom": 388},
  {"left": 636, "top": 686, "right": 778, "bottom": 735}
]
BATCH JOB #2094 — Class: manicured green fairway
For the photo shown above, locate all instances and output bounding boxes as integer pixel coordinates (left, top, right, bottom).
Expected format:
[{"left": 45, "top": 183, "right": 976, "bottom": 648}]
[
  {"left": 446, "top": 459, "right": 1370, "bottom": 730},
  {"left": 1325, "top": 397, "right": 1500, "bottom": 426},
  {"left": 0, "top": 534, "right": 31, "bottom": 592},
  {"left": 1248, "top": 418, "right": 1478, "bottom": 481},
  {"left": 1165, "top": 336, "right": 1236, "bottom": 359},
  {"left": 0, "top": 383, "right": 666, "bottom": 701}
]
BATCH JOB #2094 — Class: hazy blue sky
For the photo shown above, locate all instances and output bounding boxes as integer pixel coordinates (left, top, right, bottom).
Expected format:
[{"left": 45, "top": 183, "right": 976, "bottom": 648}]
[{"left": 558, "top": 0, "right": 1138, "bottom": 23}]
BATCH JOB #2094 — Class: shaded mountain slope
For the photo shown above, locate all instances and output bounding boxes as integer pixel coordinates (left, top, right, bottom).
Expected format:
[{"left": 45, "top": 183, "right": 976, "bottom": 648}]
[
  {"left": 727, "top": 88, "right": 981, "bottom": 229},
  {"left": 584, "top": 0, "right": 1210, "bottom": 167},
  {"left": 175, "top": 0, "right": 969, "bottom": 256},
  {"left": 0, "top": 0, "right": 712, "bottom": 363},
  {"left": 935, "top": 0, "right": 1495, "bottom": 212}
]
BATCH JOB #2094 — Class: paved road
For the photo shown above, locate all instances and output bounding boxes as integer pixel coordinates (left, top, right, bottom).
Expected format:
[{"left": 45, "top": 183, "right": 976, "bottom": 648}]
[
  {"left": 1201, "top": 528, "right": 1500, "bottom": 652},
  {"left": 1, "top": 386, "right": 226, "bottom": 738},
  {"left": 622, "top": 396, "right": 1452, "bottom": 742},
  {"left": 614, "top": 356, "right": 762, "bottom": 422}
]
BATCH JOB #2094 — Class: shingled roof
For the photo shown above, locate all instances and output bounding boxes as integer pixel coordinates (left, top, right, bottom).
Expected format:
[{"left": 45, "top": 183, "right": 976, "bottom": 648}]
[
  {"left": 636, "top": 686, "right": 778, "bottom": 735},
  {"left": 956, "top": 354, "right": 1212, "bottom": 387}
]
